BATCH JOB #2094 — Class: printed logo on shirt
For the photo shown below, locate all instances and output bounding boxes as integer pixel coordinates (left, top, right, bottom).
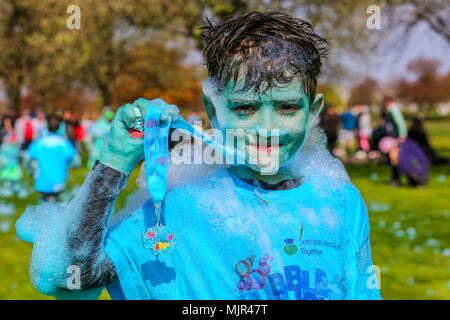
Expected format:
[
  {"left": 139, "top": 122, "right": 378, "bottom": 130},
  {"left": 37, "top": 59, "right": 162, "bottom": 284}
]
[
  {"left": 237, "top": 265, "right": 334, "bottom": 300},
  {"left": 283, "top": 237, "right": 343, "bottom": 257},
  {"left": 235, "top": 253, "right": 273, "bottom": 293}
]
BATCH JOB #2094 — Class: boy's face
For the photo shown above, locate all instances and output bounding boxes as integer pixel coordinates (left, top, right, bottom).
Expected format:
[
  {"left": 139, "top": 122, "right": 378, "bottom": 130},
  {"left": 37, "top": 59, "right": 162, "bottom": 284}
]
[{"left": 202, "top": 76, "right": 323, "bottom": 173}]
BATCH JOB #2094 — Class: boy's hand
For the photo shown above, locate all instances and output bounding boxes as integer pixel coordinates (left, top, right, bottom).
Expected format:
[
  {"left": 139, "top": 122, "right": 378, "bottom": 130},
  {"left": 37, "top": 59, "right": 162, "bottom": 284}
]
[{"left": 99, "top": 98, "right": 179, "bottom": 175}]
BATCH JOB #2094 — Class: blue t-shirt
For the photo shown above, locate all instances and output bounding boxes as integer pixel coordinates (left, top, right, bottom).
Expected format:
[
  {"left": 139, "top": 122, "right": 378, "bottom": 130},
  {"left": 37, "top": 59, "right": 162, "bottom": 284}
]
[
  {"left": 105, "top": 169, "right": 381, "bottom": 300},
  {"left": 27, "top": 133, "right": 76, "bottom": 193},
  {"left": 341, "top": 112, "right": 356, "bottom": 131}
]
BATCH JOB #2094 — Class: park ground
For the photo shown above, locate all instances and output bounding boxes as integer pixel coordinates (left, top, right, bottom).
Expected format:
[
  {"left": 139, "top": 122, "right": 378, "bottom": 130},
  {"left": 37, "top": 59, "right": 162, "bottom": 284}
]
[{"left": 0, "top": 119, "right": 449, "bottom": 300}]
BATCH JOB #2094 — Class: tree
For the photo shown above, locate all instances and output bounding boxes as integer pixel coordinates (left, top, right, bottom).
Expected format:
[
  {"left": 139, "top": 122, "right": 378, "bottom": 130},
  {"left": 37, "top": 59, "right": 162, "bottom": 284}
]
[
  {"left": 113, "top": 40, "right": 202, "bottom": 110},
  {"left": 384, "top": 0, "right": 450, "bottom": 43},
  {"left": 348, "top": 77, "right": 381, "bottom": 107},
  {"left": 395, "top": 58, "right": 449, "bottom": 110},
  {"left": 0, "top": 0, "right": 35, "bottom": 113},
  {"left": 317, "top": 83, "right": 345, "bottom": 110}
]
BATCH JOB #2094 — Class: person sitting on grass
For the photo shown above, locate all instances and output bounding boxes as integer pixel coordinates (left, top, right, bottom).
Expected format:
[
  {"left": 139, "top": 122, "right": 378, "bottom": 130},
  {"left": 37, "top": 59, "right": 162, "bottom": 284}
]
[{"left": 16, "top": 11, "right": 381, "bottom": 300}]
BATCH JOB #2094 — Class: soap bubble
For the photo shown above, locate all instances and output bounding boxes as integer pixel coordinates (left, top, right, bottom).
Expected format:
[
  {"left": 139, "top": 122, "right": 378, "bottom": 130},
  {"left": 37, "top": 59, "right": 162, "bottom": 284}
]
[
  {"left": 0, "top": 201, "right": 14, "bottom": 216},
  {"left": 425, "top": 238, "right": 439, "bottom": 248},
  {"left": 0, "top": 220, "right": 11, "bottom": 233},
  {"left": 377, "top": 220, "right": 386, "bottom": 228},
  {"left": 394, "top": 230, "right": 405, "bottom": 238},
  {"left": 369, "top": 201, "right": 390, "bottom": 213},
  {"left": 392, "top": 221, "right": 401, "bottom": 229},
  {"left": 406, "top": 227, "right": 416, "bottom": 240},
  {"left": 442, "top": 248, "right": 450, "bottom": 257}
]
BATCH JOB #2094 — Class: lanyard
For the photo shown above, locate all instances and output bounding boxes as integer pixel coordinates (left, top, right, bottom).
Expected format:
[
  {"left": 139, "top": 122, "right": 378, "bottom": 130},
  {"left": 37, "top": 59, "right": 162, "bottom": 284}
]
[{"left": 143, "top": 110, "right": 235, "bottom": 210}]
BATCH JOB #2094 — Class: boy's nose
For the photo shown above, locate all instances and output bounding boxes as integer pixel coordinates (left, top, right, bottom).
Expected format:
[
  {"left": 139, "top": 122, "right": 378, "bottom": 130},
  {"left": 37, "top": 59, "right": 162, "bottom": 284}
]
[{"left": 255, "top": 106, "right": 277, "bottom": 132}]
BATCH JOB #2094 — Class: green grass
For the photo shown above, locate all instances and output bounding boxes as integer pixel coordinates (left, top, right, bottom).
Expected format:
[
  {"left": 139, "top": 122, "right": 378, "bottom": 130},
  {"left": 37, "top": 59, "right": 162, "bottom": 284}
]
[
  {"left": 0, "top": 119, "right": 449, "bottom": 300},
  {"left": 349, "top": 164, "right": 450, "bottom": 299}
]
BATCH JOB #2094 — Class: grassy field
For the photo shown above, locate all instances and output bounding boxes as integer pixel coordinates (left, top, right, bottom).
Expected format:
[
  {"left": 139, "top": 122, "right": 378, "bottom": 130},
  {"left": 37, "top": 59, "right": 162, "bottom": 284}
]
[{"left": 0, "top": 119, "right": 449, "bottom": 300}]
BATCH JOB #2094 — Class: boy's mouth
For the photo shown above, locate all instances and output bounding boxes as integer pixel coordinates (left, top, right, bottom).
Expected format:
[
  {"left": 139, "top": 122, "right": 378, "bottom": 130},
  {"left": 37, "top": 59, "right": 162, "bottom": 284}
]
[{"left": 247, "top": 141, "right": 284, "bottom": 153}]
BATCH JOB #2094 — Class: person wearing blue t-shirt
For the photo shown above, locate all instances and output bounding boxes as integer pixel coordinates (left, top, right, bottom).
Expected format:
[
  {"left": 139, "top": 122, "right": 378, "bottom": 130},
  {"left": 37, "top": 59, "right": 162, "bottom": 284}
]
[
  {"left": 16, "top": 12, "right": 381, "bottom": 300},
  {"left": 27, "top": 114, "right": 76, "bottom": 202},
  {"left": 338, "top": 107, "right": 357, "bottom": 155}
]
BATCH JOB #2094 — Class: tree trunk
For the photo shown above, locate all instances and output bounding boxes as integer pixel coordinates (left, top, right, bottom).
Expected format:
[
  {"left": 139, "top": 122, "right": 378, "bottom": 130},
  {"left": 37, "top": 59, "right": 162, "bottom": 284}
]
[
  {"left": 6, "top": 77, "right": 22, "bottom": 115},
  {"left": 98, "top": 82, "right": 112, "bottom": 107}
]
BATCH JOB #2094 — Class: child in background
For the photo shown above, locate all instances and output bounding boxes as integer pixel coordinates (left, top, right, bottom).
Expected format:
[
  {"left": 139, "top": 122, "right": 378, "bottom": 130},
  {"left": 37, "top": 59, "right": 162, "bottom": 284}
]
[
  {"left": 85, "top": 108, "right": 114, "bottom": 168},
  {"left": 338, "top": 106, "right": 357, "bottom": 155},
  {"left": 26, "top": 115, "right": 76, "bottom": 202},
  {"left": 0, "top": 117, "right": 22, "bottom": 191}
]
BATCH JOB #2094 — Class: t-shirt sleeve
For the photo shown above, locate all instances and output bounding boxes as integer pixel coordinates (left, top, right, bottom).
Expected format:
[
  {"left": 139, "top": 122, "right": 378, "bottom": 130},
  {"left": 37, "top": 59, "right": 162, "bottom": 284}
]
[
  {"left": 346, "top": 185, "right": 382, "bottom": 300},
  {"left": 104, "top": 211, "right": 153, "bottom": 300},
  {"left": 27, "top": 140, "right": 38, "bottom": 159},
  {"left": 104, "top": 236, "right": 150, "bottom": 300},
  {"left": 65, "top": 140, "right": 77, "bottom": 160}
]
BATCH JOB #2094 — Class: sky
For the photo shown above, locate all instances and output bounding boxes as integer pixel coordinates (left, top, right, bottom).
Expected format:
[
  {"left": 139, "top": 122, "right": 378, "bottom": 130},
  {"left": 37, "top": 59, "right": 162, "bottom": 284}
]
[{"left": 359, "top": 21, "right": 450, "bottom": 85}]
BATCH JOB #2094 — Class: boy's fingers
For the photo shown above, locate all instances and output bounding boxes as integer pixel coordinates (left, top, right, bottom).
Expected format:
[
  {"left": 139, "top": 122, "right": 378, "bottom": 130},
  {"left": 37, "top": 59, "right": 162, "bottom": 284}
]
[
  {"left": 163, "top": 104, "right": 179, "bottom": 122},
  {"left": 117, "top": 104, "right": 137, "bottom": 129},
  {"left": 130, "top": 98, "right": 179, "bottom": 123},
  {"left": 134, "top": 98, "right": 153, "bottom": 118}
]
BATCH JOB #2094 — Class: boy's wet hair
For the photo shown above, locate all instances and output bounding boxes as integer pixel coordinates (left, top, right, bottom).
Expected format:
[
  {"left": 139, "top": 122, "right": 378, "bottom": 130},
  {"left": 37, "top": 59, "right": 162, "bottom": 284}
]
[
  {"left": 202, "top": 11, "right": 330, "bottom": 102},
  {"left": 47, "top": 114, "right": 60, "bottom": 133}
]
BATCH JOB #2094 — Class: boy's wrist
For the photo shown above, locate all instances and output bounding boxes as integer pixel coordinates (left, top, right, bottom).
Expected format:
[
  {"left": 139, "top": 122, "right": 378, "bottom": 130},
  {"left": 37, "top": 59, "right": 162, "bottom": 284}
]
[{"left": 99, "top": 149, "right": 136, "bottom": 176}]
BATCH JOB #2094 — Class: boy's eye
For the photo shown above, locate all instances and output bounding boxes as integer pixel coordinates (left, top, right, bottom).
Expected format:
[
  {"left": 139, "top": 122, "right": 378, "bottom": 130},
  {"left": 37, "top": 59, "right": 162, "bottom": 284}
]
[
  {"left": 277, "top": 104, "right": 300, "bottom": 114},
  {"left": 232, "top": 105, "right": 257, "bottom": 116}
]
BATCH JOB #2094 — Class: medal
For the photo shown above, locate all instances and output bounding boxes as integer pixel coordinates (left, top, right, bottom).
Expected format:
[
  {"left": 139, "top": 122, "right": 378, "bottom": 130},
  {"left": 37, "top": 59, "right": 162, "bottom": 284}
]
[{"left": 141, "top": 205, "right": 177, "bottom": 255}]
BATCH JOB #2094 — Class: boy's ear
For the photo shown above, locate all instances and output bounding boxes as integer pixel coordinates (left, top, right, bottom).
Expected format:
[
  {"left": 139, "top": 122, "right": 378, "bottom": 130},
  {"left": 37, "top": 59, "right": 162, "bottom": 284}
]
[
  {"left": 310, "top": 93, "right": 325, "bottom": 125},
  {"left": 202, "top": 94, "right": 218, "bottom": 127}
]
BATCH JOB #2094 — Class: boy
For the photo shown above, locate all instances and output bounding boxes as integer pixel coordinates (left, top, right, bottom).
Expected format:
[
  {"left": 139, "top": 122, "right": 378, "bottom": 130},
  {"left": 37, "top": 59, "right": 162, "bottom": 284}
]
[
  {"left": 85, "top": 108, "right": 114, "bottom": 168},
  {"left": 26, "top": 114, "right": 76, "bottom": 202},
  {"left": 17, "top": 12, "right": 381, "bottom": 300}
]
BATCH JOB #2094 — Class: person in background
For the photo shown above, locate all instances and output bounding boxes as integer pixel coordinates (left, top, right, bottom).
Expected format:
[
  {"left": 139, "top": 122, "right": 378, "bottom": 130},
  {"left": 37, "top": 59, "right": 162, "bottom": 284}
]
[
  {"left": 65, "top": 112, "right": 83, "bottom": 167},
  {"left": 408, "top": 117, "right": 449, "bottom": 165},
  {"left": 74, "top": 113, "right": 87, "bottom": 144},
  {"left": 0, "top": 116, "right": 22, "bottom": 187},
  {"left": 26, "top": 114, "right": 76, "bottom": 202},
  {"left": 320, "top": 104, "right": 340, "bottom": 152},
  {"left": 0, "top": 108, "right": 16, "bottom": 145},
  {"left": 1, "top": 114, "right": 15, "bottom": 146},
  {"left": 81, "top": 112, "right": 95, "bottom": 134},
  {"left": 382, "top": 96, "right": 408, "bottom": 186},
  {"left": 86, "top": 107, "right": 114, "bottom": 168},
  {"left": 15, "top": 108, "right": 34, "bottom": 151},
  {"left": 57, "top": 109, "right": 71, "bottom": 137},
  {"left": 32, "top": 109, "right": 47, "bottom": 139},
  {"left": 338, "top": 105, "right": 357, "bottom": 155},
  {"left": 355, "top": 105, "right": 372, "bottom": 153}
]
